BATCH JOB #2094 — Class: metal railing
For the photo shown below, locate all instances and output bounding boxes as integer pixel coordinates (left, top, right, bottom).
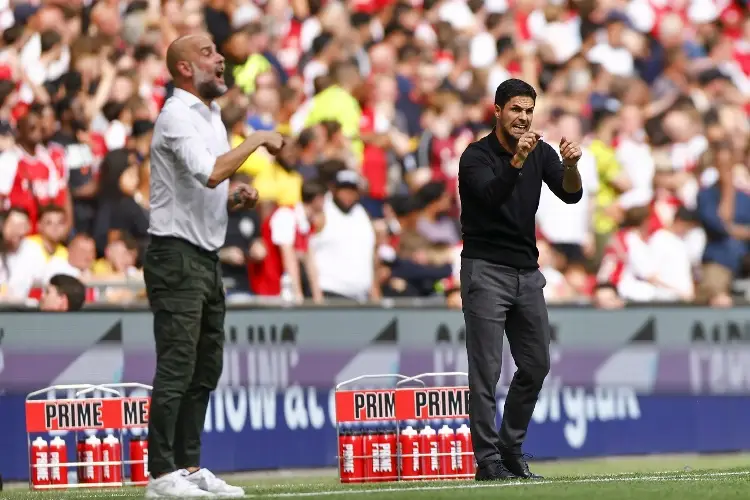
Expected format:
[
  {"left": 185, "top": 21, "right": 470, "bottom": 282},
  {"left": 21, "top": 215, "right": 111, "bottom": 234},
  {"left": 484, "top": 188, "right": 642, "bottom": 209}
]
[{"left": 2, "top": 276, "right": 749, "bottom": 310}]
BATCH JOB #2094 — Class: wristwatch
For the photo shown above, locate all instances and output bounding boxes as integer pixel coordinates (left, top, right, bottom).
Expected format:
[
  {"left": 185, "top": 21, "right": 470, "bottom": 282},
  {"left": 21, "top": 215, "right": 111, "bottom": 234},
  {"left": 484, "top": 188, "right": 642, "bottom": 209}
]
[{"left": 232, "top": 191, "right": 242, "bottom": 205}]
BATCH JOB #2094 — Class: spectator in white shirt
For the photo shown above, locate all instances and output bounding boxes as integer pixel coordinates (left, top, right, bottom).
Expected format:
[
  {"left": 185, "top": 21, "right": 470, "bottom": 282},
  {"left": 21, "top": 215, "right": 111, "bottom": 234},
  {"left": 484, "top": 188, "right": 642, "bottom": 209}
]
[
  {"left": 310, "top": 169, "right": 381, "bottom": 302},
  {"left": 655, "top": 109, "right": 709, "bottom": 209},
  {"left": 0, "top": 207, "right": 32, "bottom": 302},
  {"left": 613, "top": 206, "right": 694, "bottom": 302},
  {"left": 586, "top": 12, "right": 636, "bottom": 78},
  {"left": 3, "top": 205, "right": 68, "bottom": 301},
  {"left": 537, "top": 239, "right": 575, "bottom": 303},
  {"left": 616, "top": 105, "right": 655, "bottom": 209},
  {"left": 647, "top": 207, "right": 697, "bottom": 302},
  {"left": 537, "top": 111, "right": 599, "bottom": 269}
]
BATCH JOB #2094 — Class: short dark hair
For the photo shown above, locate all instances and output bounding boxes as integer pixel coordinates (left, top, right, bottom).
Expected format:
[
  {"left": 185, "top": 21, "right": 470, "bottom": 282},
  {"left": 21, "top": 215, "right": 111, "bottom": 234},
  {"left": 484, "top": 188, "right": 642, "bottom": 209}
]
[
  {"left": 133, "top": 44, "right": 158, "bottom": 63},
  {"left": 301, "top": 181, "right": 326, "bottom": 204},
  {"left": 0, "top": 80, "right": 16, "bottom": 108},
  {"left": 2, "top": 23, "right": 24, "bottom": 45},
  {"left": 320, "top": 120, "right": 342, "bottom": 139},
  {"left": 494, "top": 78, "right": 537, "bottom": 108},
  {"left": 311, "top": 32, "right": 334, "bottom": 56},
  {"left": 297, "top": 127, "right": 317, "bottom": 149},
  {"left": 317, "top": 159, "right": 347, "bottom": 185},
  {"left": 26, "top": 101, "right": 46, "bottom": 118},
  {"left": 350, "top": 12, "right": 371, "bottom": 28},
  {"left": 53, "top": 96, "right": 74, "bottom": 121},
  {"left": 38, "top": 204, "right": 65, "bottom": 221},
  {"left": 40, "top": 29, "right": 62, "bottom": 53},
  {"left": 621, "top": 206, "right": 651, "bottom": 228},
  {"left": 49, "top": 274, "right": 86, "bottom": 311}
]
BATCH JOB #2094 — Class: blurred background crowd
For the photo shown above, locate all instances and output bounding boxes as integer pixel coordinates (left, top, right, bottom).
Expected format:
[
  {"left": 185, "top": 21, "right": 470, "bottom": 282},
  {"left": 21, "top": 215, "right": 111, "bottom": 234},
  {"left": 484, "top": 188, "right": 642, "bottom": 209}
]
[{"left": 0, "top": 0, "right": 749, "bottom": 310}]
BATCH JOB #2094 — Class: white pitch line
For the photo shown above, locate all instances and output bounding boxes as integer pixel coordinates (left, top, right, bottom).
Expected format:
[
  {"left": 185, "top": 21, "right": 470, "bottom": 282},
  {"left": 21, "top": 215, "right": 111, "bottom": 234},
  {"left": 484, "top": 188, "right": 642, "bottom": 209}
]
[
  {"left": 10, "top": 471, "right": 749, "bottom": 498},
  {"left": 241, "top": 470, "right": 750, "bottom": 498}
]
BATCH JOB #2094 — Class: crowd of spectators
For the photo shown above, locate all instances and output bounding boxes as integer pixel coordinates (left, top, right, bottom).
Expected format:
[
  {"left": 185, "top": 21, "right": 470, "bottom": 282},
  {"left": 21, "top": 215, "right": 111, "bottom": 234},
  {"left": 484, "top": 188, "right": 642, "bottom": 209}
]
[{"left": 0, "top": 0, "right": 749, "bottom": 310}]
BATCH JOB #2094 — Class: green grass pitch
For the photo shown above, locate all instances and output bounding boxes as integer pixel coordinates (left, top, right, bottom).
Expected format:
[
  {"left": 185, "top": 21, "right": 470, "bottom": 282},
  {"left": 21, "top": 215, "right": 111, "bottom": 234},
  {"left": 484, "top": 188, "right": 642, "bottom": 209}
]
[{"left": 3, "top": 453, "right": 749, "bottom": 499}]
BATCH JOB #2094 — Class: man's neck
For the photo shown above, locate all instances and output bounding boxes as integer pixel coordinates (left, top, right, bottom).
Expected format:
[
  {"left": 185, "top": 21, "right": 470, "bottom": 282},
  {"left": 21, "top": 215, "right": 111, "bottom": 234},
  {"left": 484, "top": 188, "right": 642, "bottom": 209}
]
[
  {"left": 177, "top": 84, "right": 212, "bottom": 108},
  {"left": 41, "top": 237, "right": 56, "bottom": 254},
  {"left": 19, "top": 142, "right": 36, "bottom": 156},
  {"left": 60, "top": 123, "right": 75, "bottom": 137},
  {"left": 299, "top": 150, "right": 316, "bottom": 164},
  {"left": 495, "top": 129, "right": 516, "bottom": 153}
]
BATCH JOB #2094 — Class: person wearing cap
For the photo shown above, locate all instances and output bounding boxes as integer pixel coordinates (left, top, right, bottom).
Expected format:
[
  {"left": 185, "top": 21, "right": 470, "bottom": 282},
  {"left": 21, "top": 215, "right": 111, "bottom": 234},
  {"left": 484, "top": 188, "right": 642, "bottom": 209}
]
[
  {"left": 143, "top": 33, "right": 283, "bottom": 498},
  {"left": 457, "top": 79, "right": 583, "bottom": 481},
  {"left": 310, "top": 169, "right": 380, "bottom": 301}
]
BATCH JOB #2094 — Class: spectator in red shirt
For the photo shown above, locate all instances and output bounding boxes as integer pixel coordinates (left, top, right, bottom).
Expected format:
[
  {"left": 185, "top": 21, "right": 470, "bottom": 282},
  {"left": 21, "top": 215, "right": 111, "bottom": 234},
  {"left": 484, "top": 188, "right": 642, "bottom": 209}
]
[
  {"left": 0, "top": 104, "right": 71, "bottom": 234},
  {"left": 249, "top": 180, "right": 327, "bottom": 302},
  {"left": 49, "top": 94, "right": 108, "bottom": 236},
  {"left": 359, "top": 73, "right": 411, "bottom": 219}
]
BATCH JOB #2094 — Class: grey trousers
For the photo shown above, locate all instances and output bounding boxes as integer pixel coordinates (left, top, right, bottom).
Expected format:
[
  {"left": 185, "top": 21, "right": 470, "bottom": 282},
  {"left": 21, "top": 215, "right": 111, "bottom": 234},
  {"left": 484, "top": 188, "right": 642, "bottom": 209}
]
[{"left": 460, "top": 257, "right": 551, "bottom": 465}]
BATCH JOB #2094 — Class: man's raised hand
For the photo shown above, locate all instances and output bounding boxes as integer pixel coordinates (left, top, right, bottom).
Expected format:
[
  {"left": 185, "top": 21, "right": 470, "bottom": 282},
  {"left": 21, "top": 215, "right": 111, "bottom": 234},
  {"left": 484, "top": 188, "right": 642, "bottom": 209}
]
[
  {"left": 511, "top": 131, "right": 541, "bottom": 168},
  {"left": 262, "top": 131, "right": 285, "bottom": 155},
  {"left": 559, "top": 136, "right": 582, "bottom": 166}
]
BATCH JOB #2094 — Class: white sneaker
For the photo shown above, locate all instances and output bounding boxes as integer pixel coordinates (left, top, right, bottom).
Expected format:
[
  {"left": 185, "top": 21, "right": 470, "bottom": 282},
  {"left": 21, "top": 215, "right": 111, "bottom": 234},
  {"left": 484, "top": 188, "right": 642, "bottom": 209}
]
[
  {"left": 184, "top": 468, "right": 245, "bottom": 498},
  {"left": 144, "top": 470, "right": 216, "bottom": 498}
]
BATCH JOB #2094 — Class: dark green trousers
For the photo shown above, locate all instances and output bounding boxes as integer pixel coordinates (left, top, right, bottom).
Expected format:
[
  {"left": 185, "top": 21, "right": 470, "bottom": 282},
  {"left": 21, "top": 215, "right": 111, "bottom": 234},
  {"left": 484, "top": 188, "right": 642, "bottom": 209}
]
[{"left": 143, "top": 235, "right": 225, "bottom": 477}]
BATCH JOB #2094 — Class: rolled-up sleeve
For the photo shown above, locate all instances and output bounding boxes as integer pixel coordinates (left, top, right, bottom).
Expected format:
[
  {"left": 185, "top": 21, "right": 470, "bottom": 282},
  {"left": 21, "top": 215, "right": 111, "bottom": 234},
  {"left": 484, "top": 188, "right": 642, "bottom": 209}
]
[{"left": 158, "top": 108, "right": 217, "bottom": 186}]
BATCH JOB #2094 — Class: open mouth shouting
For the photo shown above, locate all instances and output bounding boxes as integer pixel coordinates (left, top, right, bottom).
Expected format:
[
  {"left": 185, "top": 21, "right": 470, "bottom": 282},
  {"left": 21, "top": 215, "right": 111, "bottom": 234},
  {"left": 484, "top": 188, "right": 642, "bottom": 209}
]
[{"left": 214, "top": 65, "right": 225, "bottom": 83}]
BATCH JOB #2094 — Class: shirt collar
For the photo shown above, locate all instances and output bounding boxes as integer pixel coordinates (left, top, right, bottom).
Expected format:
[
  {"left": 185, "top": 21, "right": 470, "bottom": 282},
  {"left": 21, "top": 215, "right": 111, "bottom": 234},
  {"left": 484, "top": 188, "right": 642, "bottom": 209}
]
[
  {"left": 173, "top": 88, "right": 221, "bottom": 114},
  {"left": 487, "top": 128, "right": 512, "bottom": 157}
]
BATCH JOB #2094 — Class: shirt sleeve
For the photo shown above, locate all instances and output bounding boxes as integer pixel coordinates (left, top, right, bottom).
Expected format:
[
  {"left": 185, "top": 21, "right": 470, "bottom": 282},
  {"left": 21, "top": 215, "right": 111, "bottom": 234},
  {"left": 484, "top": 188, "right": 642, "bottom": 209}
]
[
  {"left": 457, "top": 145, "right": 521, "bottom": 209},
  {"left": 0, "top": 150, "right": 19, "bottom": 196},
  {"left": 269, "top": 207, "right": 297, "bottom": 246},
  {"left": 696, "top": 186, "right": 729, "bottom": 239},
  {"left": 6, "top": 240, "right": 46, "bottom": 300},
  {"left": 158, "top": 107, "right": 217, "bottom": 186},
  {"left": 541, "top": 144, "right": 583, "bottom": 204}
]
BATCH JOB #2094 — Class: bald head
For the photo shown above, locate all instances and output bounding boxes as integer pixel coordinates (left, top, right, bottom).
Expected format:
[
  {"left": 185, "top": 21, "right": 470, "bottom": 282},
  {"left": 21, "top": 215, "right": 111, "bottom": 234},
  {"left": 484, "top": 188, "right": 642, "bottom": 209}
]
[
  {"left": 166, "top": 34, "right": 227, "bottom": 100},
  {"left": 166, "top": 34, "right": 206, "bottom": 79}
]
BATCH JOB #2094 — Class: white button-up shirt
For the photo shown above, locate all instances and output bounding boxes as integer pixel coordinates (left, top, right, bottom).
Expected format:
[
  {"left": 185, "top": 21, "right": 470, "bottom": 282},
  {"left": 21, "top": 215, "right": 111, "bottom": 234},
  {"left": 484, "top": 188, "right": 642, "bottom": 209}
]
[{"left": 148, "top": 88, "right": 231, "bottom": 251}]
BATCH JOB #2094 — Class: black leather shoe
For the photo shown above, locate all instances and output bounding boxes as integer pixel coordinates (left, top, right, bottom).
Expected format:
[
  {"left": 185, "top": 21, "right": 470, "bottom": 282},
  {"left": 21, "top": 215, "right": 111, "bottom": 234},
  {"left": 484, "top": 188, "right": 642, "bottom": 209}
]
[
  {"left": 501, "top": 453, "right": 544, "bottom": 479},
  {"left": 474, "top": 459, "right": 519, "bottom": 481}
]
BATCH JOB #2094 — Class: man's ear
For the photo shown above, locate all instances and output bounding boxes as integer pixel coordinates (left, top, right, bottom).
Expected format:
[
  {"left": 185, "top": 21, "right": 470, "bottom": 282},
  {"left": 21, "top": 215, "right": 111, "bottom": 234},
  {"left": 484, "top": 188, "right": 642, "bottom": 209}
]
[
  {"left": 61, "top": 295, "right": 69, "bottom": 312},
  {"left": 178, "top": 60, "right": 193, "bottom": 78},
  {"left": 494, "top": 104, "right": 502, "bottom": 119}
]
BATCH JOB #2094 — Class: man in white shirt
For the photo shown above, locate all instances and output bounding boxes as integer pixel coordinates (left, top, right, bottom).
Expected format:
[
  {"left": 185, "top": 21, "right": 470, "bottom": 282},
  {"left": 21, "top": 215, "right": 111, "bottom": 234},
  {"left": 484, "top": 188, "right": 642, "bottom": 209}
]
[
  {"left": 310, "top": 170, "right": 381, "bottom": 302},
  {"left": 536, "top": 112, "right": 599, "bottom": 266},
  {"left": 143, "top": 33, "right": 283, "bottom": 499}
]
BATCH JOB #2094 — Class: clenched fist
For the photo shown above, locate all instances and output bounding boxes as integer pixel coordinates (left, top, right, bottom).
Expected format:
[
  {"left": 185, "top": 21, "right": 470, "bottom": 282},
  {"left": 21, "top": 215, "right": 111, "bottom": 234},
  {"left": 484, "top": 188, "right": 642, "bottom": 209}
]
[
  {"left": 559, "top": 136, "right": 582, "bottom": 166},
  {"left": 229, "top": 183, "right": 259, "bottom": 210},
  {"left": 262, "top": 131, "right": 285, "bottom": 155},
  {"left": 511, "top": 131, "right": 541, "bottom": 168}
]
